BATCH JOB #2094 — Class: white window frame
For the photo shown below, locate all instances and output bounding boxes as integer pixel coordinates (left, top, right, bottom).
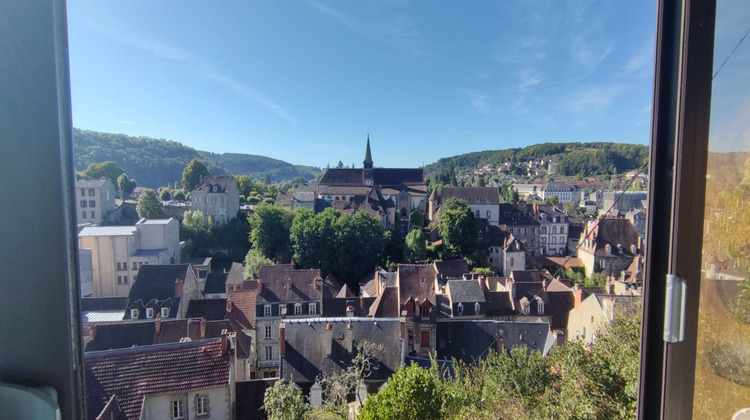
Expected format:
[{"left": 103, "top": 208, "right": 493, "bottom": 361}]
[
  {"left": 195, "top": 394, "right": 209, "bottom": 417},
  {"left": 161, "top": 307, "right": 170, "bottom": 318},
  {"left": 130, "top": 309, "right": 139, "bottom": 318},
  {"left": 265, "top": 325, "right": 272, "bottom": 339},
  {"left": 309, "top": 302, "right": 316, "bottom": 314},
  {"left": 265, "top": 346, "right": 273, "bottom": 360},
  {"left": 457, "top": 303, "right": 464, "bottom": 316},
  {"left": 171, "top": 399, "right": 184, "bottom": 419},
  {"left": 294, "top": 303, "right": 302, "bottom": 315},
  {"left": 264, "top": 305, "right": 271, "bottom": 317},
  {"left": 146, "top": 308, "right": 154, "bottom": 319},
  {"left": 538, "top": 300, "right": 545, "bottom": 315}
]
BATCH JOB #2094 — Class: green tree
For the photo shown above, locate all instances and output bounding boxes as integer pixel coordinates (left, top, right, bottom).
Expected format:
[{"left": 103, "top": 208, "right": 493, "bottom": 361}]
[
  {"left": 136, "top": 189, "right": 165, "bottom": 219},
  {"left": 471, "top": 267, "right": 495, "bottom": 276},
  {"left": 360, "top": 362, "right": 445, "bottom": 420},
  {"left": 248, "top": 205, "right": 293, "bottom": 262},
  {"left": 404, "top": 229, "right": 428, "bottom": 263},
  {"left": 439, "top": 198, "right": 478, "bottom": 259},
  {"left": 263, "top": 380, "right": 309, "bottom": 420},
  {"left": 172, "top": 189, "right": 186, "bottom": 201},
  {"left": 159, "top": 189, "right": 171, "bottom": 201},
  {"left": 335, "top": 211, "right": 385, "bottom": 285},
  {"left": 181, "top": 158, "right": 209, "bottom": 192},
  {"left": 79, "top": 161, "right": 124, "bottom": 188},
  {"left": 245, "top": 249, "right": 273, "bottom": 279},
  {"left": 117, "top": 173, "right": 136, "bottom": 197},
  {"left": 182, "top": 210, "right": 208, "bottom": 238},
  {"left": 383, "top": 229, "right": 404, "bottom": 265}
]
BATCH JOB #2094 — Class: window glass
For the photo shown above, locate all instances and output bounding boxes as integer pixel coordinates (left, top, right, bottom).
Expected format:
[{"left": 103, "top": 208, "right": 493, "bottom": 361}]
[{"left": 693, "top": 1, "right": 750, "bottom": 415}]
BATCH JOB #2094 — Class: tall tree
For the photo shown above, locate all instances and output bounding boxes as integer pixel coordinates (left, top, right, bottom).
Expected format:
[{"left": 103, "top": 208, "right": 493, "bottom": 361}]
[
  {"left": 245, "top": 249, "right": 274, "bottom": 280},
  {"left": 181, "top": 159, "right": 209, "bottom": 192},
  {"left": 262, "top": 380, "right": 309, "bottom": 420},
  {"left": 404, "top": 229, "right": 428, "bottom": 263},
  {"left": 439, "top": 198, "right": 478, "bottom": 258},
  {"left": 117, "top": 173, "right": 136, "bottom": 197},
  {"left": 248, "top": 205, "right": 293, "bottom": 262},
  {"left": 79, "top": 161, "right": 124, "bottom": 188},
  {"left": 136, "top": 189, "right": 165, "bottom": 219},
  {"left": 335, "top": 211, "right": 385, "bottom": 284}
]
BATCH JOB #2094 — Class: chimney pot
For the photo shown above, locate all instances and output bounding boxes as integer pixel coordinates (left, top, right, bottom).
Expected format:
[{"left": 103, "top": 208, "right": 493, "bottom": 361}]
[{"left": 326, "top": 322, "right": 332, "bottom": 330}]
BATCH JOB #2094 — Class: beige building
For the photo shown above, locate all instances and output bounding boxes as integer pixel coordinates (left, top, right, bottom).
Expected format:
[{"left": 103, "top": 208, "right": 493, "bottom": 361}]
[
  {"left": 78, "top": 218, "right": 182, "bottom": 297},
  {"left": 76, "top": 179, "right": 117, "bottom": 225},
  {"left": 190, "top": 176, "right": 240, "bottom": 225},
  {"left": 567, "top": 293, "right": 640, "bottom": 344}
]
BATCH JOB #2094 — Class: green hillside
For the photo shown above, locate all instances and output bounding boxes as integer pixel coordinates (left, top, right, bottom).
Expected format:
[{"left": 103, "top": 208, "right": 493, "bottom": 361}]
[
  {"left": 73, "top": 129, "right": 322, "bottom": 188},
  {"left": 425, "top": 142, "right": 649, "bottom": 181}
]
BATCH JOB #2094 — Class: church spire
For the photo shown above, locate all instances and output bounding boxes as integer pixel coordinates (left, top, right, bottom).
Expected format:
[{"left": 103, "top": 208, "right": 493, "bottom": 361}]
[{"left": 363, "top": 135, "right": 373, "bottom": 169}]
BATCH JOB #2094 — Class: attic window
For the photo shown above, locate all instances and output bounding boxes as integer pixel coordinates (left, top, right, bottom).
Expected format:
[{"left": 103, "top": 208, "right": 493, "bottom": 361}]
[
  {"left": 457, "top": 303, "right": 464, "bottom": 316},
  {"left": 294, "top": 303, "right": 302, "bottom": 315},
  {"left": 523, "top": 302, "right": 530, "bottom": 315},
  {"left": 421, "top": 276, "right": 425, "bottom": 284},
  {"left": 146, "top": 308, "right": 154, "bottom": 319},
  {"left": 309, "top": 303, "right": 316, "bottom": 314},
  {"left": 130, "top": 309, "right": 139, "bottom": 319},
  {"left": 161, "top": 307, "right": 170, "bottom": 318},
  {"left": 538, "top": 300, "right": 545, "bottom": 315},
  {"left": 264, "top": 305, "right": 271, "bottom": 317},
  {"left": 474, "top": 302, "right": 481, "bottom": 314}
]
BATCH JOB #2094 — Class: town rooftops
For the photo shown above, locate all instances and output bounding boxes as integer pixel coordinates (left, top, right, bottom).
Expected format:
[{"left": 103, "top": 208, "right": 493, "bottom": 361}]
[
  {"left": 446, "top": 280, "right": 486, "bottom": 304},
  {"left": 226, "top": 289, "right": 258, "bottom": 330},
  {"left": 436, "top": 320, "right": 555, "bottom": 361},
  {"left": 185, "top": 299, "right": 228, "bottom": 320},
  {"left": 225, "top": 262, "right": 246, "bottom": 285},
  {"left": 256, "top": 264, "right": 322, "bottom": 303},
  {"left": 581, "top": 218, "right": 641, "bottom": 257},
  {"left": 434, "top": 259, "right": 470, "bottom": 281},
  {"left": 127, "top": 264, "right": 195, "bottom": 306},
  {"left": 440, "top": 187, "right": 500, "bottom": 204},
  {"left": 398, "top": 264, "right": 437, "bottom": 305},
  {"left": 78, "top": 226, "right": 137, "bottom": 237},
  {"left": 85, "top": 338, "right": 230, "bottom": 420},
  {"left": 204, "top": 272, "right": 228, "bottom": 294},
  {"left": 319, "top": 168, "right": 424, "bottom": 186}
]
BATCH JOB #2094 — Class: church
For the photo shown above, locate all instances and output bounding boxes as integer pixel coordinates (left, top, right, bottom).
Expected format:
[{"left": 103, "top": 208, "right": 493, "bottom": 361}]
[{"left": 313, "top": 137, "right": 427, "bottom": 230}]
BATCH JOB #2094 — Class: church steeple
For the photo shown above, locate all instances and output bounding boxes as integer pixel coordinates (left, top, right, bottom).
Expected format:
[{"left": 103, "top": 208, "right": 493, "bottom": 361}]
[{"left": 363, "top": 135, "right": 373, "bottom": 169}]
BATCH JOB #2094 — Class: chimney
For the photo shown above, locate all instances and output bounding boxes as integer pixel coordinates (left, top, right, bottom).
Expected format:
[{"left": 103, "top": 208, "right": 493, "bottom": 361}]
[
  {"left": 90, "top": 325, "right": 97, "bottom": 341},
  {"left": 155, "top": 318, "right": 161, "bottom": 333},
  {"left": 226, "top": 299, "right": 232, "bottom": 313},
  {"left": 574, "top": 287, "right": 583, "bottom": 308},
  {"left": 326, "top": 322, "right": 332, "bottom": 330},
  {"left": 200, "top": 318, "right": 206, "bottom": 339},
  {"left": 220, "top": 331, "right": 228, "bottom": 356},
  {"left": 279, "top": 322, "right": 286, "bottom": 357},
  {"left": 497, "top": 334, "right": 504, "bottom": 354},
  {"left": 174, "top": 278, "right": 184, "bottom": 298},
  {"left": 346, "top": 304, "right": 355, "bottom": 318},
  {"left": 346, "top": 322, "right": 354, "bottom": 353}
]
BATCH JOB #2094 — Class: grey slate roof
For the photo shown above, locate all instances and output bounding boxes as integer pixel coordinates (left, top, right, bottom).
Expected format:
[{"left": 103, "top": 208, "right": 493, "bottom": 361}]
[
  {"left": 192, "top": 175, "right": 237, "bottom": 193},
  {"left": 436, "top": 320, "right": 555, "bottom": 362},
  {"left": 127, "top": 264, "right": 194, "bottom": 306},
  {"left": 447, "top": 280, "right": 486, "bottom": 303},
  {"left": 204, "top": 272, "right": 228, "bottom": 294},
  {"left": 225, "top": 262, "right": 246, "bottom": 285},
  {"left": 282, "top": 318, "right": 403, "bottom": 384}
]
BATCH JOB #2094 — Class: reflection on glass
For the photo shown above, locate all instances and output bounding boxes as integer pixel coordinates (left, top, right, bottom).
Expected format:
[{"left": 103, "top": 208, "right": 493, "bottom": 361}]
[{"left": 694, "top": 0, "right": 750, "bottom": 417}]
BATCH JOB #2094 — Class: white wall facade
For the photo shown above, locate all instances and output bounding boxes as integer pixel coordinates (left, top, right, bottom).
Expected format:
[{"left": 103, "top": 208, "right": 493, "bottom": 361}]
[{"left": 141, "top": 387, "right": 231, "bottom": 420}]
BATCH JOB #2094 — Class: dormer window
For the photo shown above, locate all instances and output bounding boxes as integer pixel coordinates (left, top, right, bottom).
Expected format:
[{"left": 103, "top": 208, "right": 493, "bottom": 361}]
[
  {"left": 161, "top": 307, "right": 170, "bottom": 318},
  {"left": 130, "top": 309, "right": 139, "bottom": 319},
  {"left": 294, "top": 303, "right": 302, "bottom": 315},
  {"left": 474, "top": 302, "right": 481, "bottom": 314},
  {"left": 309, "top": 303, "right": 316, "bottom": 314},
  {"left": 146, "top": 308, "right": 154, "bottom": 319},
  {"left": 457, "top": 303, "right": 464, "bottom": 316},
  {"left": 264, "top": 305, "right": 271, "bottom": 317},
  {"left": 537, "top": 300, "right": 545, "bottom": 315},
  {"left": 523, "top": 302, "right": 530, "bottom": 315}
]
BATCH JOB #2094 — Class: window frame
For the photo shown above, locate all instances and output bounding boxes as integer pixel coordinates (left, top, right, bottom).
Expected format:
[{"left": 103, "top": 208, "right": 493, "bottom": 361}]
[
  {"left": 194, "top": 394, "right": 209, "bottom": 417},
  {"left": 171, "top": 399, "right": 184, "bottom": 419}
]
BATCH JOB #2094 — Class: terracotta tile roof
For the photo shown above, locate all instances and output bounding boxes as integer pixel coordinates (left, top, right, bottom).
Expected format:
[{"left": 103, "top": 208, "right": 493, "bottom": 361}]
[
  {"left": 257, "top": 264, "right": 322, "bottom": 303},
  {"left": 367, "top": 286, "right": 399, "bottom": 317},
  {"left": 227, "top": 289, "right": 258, "bottom": 330},
  {"left": 85, "top": 338, "right": 230, "bottom": 420},
  {"left": 398, "top": 264, "right": 437, "bottom": 305}
]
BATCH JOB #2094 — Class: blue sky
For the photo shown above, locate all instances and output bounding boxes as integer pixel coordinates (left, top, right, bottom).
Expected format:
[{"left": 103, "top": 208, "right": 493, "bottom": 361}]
[{"left": 67, "top": 1, "right": 657, "bottom": 169}]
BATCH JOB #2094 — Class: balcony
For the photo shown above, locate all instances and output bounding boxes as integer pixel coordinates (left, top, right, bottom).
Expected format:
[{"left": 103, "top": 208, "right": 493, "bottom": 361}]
[{"left": 258, "top": 360, "right": 279, "bottom": 368}]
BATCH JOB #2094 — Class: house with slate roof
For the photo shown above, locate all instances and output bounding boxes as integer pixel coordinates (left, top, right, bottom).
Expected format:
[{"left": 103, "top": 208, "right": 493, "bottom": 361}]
[
  {"left": 436, "top": 320, "right": 556, "bottom": 362},
  {"left": 190, "top": 175, "right": 240, "bottom": 225},
  {"left": 568, "top": 294, "right": 640, "bottom": 344},
  {"left": 498, "top": 203, "right": 540, "bottom": 257},
  {"left": 433, "top": 187, "right": 500, "bottom": 224},
  {"left": 578, "top": 217, "right": 643, "bottom": 278},
  {"left": 254, "top": 264, "right": 324, "bottom": 378},
  {"left": 441, "top": 279, "right": 486, "bottom": 318},
  {"left": 124, "top": 264, "right": 200, "bottom": 320},
  {"left": 397, "top": 264, "right": 438, "bottom": 357},
  {"left": 85, "top": 337, "right": 234, "bottom": 420}
]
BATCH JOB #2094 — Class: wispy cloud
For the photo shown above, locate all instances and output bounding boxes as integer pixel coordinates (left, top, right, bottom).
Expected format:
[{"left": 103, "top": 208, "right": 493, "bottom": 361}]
[
  {"left": 518, "top": 68, "right": 544, "bottom": 90},
  {"left": 81, "top": 20, "right": 296, "bottom": 124},
  {"left": 114, "top": 119, "right": 138, "bottom": 126},
  {"left": 566, "top": 85, "right": 626, "bottom": 113},
  {"left": 304, "top": 0, "right": 422, "bottom": 56},
  {"left": 461, "top": 89, "right": 491, "bottom": 114},
  {"left": 569, "top": 35, "right": 614, "bottom": 68},
  {"left": 617, "top": 42, "right": 654, "bottom": 78}
]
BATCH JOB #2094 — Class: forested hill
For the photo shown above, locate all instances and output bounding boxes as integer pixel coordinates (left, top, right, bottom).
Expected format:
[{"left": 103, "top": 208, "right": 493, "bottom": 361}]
[
  {"left": 425, "top": 142, "right": 649, "bottom": 179},
  {"left": 73, "top": 129, "right": 322, "bottom": 188}
]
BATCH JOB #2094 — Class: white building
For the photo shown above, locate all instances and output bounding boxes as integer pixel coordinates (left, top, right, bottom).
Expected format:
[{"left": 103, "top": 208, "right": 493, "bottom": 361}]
[
  {"left": 76, "top": 179, "right": 117, "bottom": 225},
  {"left": 438, "top": 186, "right": 500, "bottom": 224},
  {"left": 190, "top": 176, "right": 240, "bottom": 225},
  {"left": 78, "top": 218, "right": 182, "bottom": 297}
]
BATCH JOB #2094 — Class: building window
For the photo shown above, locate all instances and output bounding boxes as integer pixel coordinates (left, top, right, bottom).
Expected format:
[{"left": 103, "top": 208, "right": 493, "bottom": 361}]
[
  {"left": 89, "top": 200, "right": 95, "bottom": 207},
  {"left": 146, "top": 308, "right": 154, "bottom": 319},
  {"left": 195, "top": 395, "right": 209, "bottom": 417},
  {"left": 510, "top": 257, "right": 514, "bottom": 266},
  {"left": 421, "top": 304, "right": 430, "bottom": 319},
  {"left": 117, "top": 276, "right": 128, "bottom": 284},
  {"left": 552, "top": 237, "right": 557, "bottom": 244},
  {"left": 541, "top": 237, "right": 546, "bottom": 244},
  {"left": 80, "top": 188, "right": 85, "bottom": 197},
  {"left": 264, "top": 305, "right": 271, "bottom": 317},
  {"left": 88, "top": 188, "right": 95, "bottom": 196},
  {"left": 560, "top": 226, "right": 565, "bottom": 234},
  {"left": 161, "top": 307, "right": 170, "bottom": 318},
  {"left": 582, "top": 326, "right": 587, "bottom": 339},
  {"left": 132, "top": 262, "right": 138, "bottom": 270},
  {"left": 294, "top": 303, "right": 302, "bottom": 315},
  {"left": 219, "top": 207, "right": 226, "bottom": 215},
  {"left": 552, "top": 226, "right": 557, "bottom": 234},
  {"left": 474, "top": 302, "right": 481, "bottom": 314},
  {"left": 81, "top": 211, "right": 86, "bottom": 219},
  {"left": 523, "top": 302, "right": 530, "bottom": 315},
  {"left": 265, "top": 325, "right": 272, "bottom": 339},
  {"left": 421, "top": 331, "right": 430, "bottom": 347},
  {"left": 457, "top": 303, "right": 464, "bottom": 316},
  {"left": 309, "top": 303, "right": 316, "bottom": 314},
  {"left": 475, "top": 210, "right": 480, "bottom": 218},
  {"left": 171, "top": 399, "right": 184, "bottom": 419},
  {"left": 486, "top": 210, "right": 491, "bottom": 218},
  {"left": 265, "top": 346, "right": 273, "bottom": 360},
  {"left": 130, "top": 309, "right": 139, "bottom": 318},
  {"left": 278, "top": 304, "right": 286, "bottom": 315},
  {"left": 538, "top": 300, "right": 544, "bottom": 315},
  {"left": 80, "top": 200, "right": 87, "bottom": 208},
  {"left": 90, "top": 211, "right": 95, "bottom": 219}
]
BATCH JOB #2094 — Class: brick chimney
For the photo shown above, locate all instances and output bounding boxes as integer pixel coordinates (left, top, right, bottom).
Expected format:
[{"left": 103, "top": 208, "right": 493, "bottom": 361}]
[
  {"left": 220, "top": 331, "right": 228, "bottom": 356},
  {"left": 200, "top": 318, "right": 206, "bottom": 339},
  {"left": 279, "top": 322, "right": 286, "bottom": 357},
  {"left": 155, "top": 318, "right": 161, "bottom": 333},
  {"left": 174, "top": 278, "right": 184, "bottom": 298},
  {"left": 574, "top": 287, "right": 583, "bottom": 308},
  {"left": 225, "top": 299, "right": 232, "bottom": 313}
]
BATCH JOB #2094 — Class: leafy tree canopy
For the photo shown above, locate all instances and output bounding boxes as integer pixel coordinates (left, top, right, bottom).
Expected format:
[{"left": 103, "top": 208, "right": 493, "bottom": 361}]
[
  {"left": 78, "top": 161, "right": 124, "bottom": 188},
  {"left": 181, "top": 158, "right": 210, "bottom": 192},
  {"left": 136, "top": 189, "right": 165, "bottom": 219},
  {"left": 117, "top": 173, "right": 137, "bottom": 196},
  {"left": 439, "top": 198, "right": 478, "bottom": 259},
  {"left": 248, "top": 205, "right": 293, "bottom": 263}
]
